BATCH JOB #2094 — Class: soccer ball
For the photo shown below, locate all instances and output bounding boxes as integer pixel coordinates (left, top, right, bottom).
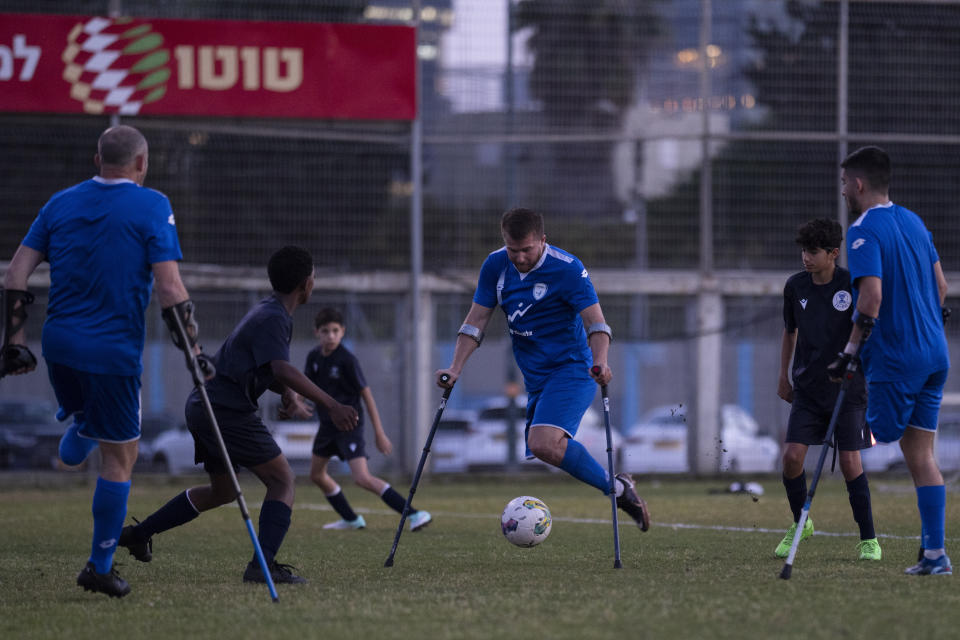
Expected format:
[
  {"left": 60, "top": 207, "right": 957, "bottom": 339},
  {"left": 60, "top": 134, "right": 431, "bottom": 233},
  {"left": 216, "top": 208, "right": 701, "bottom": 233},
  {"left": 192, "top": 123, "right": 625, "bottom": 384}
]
[{"left": 500, "top": 496, "right": 552, "bottom": 547}]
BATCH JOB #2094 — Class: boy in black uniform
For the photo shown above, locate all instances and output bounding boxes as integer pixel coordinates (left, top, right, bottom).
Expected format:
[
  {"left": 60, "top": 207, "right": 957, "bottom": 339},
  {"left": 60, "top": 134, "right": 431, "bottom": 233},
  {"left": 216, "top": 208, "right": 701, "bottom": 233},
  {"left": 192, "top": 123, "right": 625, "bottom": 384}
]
[
  {"left": 305, "top": 308, "right": 432, "bottom": 531},
  {"left": 118, "top": 247, "right": 358, "bottom": 584},
  {"left": 775, "top": 218, "right": 879, "bottom": 560}
]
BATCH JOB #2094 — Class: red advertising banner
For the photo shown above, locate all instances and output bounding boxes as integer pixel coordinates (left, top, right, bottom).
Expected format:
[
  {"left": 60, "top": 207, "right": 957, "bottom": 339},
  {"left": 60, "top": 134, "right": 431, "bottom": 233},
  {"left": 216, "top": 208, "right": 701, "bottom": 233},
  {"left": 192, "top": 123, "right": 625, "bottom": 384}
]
[{"left": 0, "top": 13, "right": 416, "bottom": 120}]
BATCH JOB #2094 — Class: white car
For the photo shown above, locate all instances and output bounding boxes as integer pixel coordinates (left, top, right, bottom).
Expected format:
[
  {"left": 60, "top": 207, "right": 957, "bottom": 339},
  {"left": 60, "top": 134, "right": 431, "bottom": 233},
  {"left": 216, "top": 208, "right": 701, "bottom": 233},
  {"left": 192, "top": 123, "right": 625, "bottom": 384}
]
[{"left": 621, "top": 403, "right": 779, "bottom": 473}]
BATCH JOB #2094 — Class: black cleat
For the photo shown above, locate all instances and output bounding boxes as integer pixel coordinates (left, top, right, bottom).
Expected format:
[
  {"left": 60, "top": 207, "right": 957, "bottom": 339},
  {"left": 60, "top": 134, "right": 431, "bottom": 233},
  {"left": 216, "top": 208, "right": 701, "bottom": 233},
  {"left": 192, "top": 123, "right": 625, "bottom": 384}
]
[
  {"left": 615, "top": 473, "right": 651, "bottom": 532},
  {"left": 76, "top": 562, "right": 131, "bottom": 598},
  {"left": 243, "top": 560, "right": 308, "bottom": 585},
  {"left": 118, "top": 522, "right": 152, "bottom": 563}
]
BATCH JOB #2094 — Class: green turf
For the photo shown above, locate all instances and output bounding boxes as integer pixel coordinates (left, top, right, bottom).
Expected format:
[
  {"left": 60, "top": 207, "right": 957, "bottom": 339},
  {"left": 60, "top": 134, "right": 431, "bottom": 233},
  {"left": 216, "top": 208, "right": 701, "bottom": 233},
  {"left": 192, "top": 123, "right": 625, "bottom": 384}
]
[{"left": 2, "top": 472, "right": 959, "bottom": 639}]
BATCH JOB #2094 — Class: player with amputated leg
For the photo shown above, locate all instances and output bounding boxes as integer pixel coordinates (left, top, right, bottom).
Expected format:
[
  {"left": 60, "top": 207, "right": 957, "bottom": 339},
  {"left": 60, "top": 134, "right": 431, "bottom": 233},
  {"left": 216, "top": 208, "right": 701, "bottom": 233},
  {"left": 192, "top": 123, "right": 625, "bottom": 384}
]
[
  {"left": 775, "top": 218, "right": 879, "bottom": 561},
  {"left": 436, "top": 207, "right": 649, "bottom": 531},
  {"left": 118, "top": 247, "right": 358, "bottom": 585}
]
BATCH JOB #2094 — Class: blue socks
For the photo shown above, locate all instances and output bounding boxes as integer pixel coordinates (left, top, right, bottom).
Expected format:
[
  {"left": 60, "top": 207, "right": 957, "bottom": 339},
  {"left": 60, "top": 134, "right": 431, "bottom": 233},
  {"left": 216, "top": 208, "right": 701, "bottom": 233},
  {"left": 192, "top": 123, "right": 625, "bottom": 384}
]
[
  {"left": 916, "top": 484, "right": 946, "bottom": 550},
  {"left": 59, "top": 421, "right": 98, "bottom": 466},
  {"left": 256, "top": 500, "right": 292, "bottom": 566},
  {"left": 559, "top": 439, "right": 610, "bottom": 494},
  {"left": 90, "top": 477, "right": 130, "bottom": 574}
]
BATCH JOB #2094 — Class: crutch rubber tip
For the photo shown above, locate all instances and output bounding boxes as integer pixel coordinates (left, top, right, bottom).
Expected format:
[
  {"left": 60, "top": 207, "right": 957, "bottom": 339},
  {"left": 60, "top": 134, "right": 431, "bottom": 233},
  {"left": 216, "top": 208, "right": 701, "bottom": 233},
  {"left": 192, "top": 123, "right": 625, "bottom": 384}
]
[
  {"left": 614, "top": 560, "right": 623, "bottom": 569},
  {"left": 779, "top": 565, "right": 792, "bottom": 580},
  {"left": 384, "top": 557, "right": 395, "bottom": 568}
]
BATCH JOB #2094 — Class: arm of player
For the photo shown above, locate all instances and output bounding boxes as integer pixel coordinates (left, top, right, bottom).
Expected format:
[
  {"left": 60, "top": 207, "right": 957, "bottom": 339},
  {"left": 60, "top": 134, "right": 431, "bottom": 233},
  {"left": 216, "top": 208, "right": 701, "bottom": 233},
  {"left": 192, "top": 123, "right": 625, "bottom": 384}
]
[
  {"left": 361, "top": 386, "right": 392, "bottom": 455},
  {"left": 935, "top": 261, "right": 948, "bottom": 305},
  {"left": 436, "top": 302, "right": 494, "bottom": 388},
  {"left": 153, "top": 260, "right": 203, "bottom": 357},
  {"left": 270, "top": 359, "right": 358, "bottom": 431},
  {"left": 278, "top": 387, "right": 313, "bottom": 420},
  {"left": 581, "top": 303, "right": 612, "bottom": 386},
  {"left": 778, "top": 328, "right": 797, "bottom": 404},
  {"left": 849, "top": 276, "right": 881, "bottom": 347}
]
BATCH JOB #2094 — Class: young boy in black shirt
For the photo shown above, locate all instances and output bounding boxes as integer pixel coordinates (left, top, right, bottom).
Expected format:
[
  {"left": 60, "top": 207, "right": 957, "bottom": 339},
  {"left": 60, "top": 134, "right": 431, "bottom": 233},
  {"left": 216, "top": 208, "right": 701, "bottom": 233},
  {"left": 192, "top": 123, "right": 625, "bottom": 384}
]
[
  {"left": 305, "top": 308, "right": 432, "bottom": 532},
  {"left": 776, "top": 218, "right": 879, "bottom": 561}
]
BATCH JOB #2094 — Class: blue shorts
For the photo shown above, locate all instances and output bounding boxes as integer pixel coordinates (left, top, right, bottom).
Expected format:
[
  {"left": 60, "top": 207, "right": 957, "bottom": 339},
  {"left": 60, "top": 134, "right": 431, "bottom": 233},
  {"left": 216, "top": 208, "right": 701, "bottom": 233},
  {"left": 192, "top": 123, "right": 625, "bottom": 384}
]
[
  {"left": 524, "top": 366, "right": 596, "bottom": 457},
  {"left": 867, "top": 369, "right": 948, "bottom": 443},
  {"left": 47, "top": 361, "right": 141, "bottom": 443}
]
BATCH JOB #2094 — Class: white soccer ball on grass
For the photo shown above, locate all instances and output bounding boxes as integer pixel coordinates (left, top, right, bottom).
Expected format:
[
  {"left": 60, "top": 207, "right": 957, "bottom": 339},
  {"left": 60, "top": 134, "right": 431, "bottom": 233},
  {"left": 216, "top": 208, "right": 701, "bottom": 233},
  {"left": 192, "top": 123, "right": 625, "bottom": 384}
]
[{"left": 500, "top": 495, "right": 552, "bottom": 547}]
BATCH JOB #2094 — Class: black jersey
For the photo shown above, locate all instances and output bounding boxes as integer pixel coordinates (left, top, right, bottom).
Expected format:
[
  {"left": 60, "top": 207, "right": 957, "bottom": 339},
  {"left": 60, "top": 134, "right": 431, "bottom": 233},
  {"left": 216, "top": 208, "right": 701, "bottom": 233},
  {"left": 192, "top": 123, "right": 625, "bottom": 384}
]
[
  {"left": 783, "top": 267, "right": 866, "bottom": 408},
  {"left": 204, "top": 295, "right": 292, "bottom": 413},
  {"left": 304, "top": 344, "right": 367, "bottom": 429}
]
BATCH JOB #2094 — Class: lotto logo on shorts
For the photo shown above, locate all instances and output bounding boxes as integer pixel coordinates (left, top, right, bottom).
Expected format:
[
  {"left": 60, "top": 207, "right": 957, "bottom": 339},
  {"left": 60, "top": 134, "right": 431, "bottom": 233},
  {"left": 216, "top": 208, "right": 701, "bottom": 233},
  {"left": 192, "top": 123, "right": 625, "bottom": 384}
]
[{"left": 62, "top": 17, "right": 171, "bottom": 115}]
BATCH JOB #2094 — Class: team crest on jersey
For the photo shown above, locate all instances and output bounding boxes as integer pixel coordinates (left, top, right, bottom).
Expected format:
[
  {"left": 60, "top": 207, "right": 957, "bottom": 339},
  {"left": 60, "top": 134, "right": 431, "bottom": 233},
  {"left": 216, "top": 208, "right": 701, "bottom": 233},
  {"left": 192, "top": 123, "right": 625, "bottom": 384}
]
[
  {"left": 329, "top": 365, "right": 340, "bottom": 379},
  {"left": 833, "top": 290, "right": 852, "bottom": 311},
  {"left": 533, "top": 283, "right": 548, "bottom": 300}
]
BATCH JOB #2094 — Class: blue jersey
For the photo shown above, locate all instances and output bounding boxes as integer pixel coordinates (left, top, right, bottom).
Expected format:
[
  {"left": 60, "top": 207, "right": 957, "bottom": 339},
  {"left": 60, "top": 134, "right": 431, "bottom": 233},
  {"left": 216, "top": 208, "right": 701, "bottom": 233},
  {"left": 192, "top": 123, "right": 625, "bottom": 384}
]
[
  {"left": 22, "top": 177, "right": 182, "bottom": 376},
  {"left": 474, "top": 244, "right": 598, "bottom": 392},
  {"left": 847, "top": 202, "right": 949, "bottom": 382},
  {"left": 205, "top": 295, "right": 293, "bottom": 413}
]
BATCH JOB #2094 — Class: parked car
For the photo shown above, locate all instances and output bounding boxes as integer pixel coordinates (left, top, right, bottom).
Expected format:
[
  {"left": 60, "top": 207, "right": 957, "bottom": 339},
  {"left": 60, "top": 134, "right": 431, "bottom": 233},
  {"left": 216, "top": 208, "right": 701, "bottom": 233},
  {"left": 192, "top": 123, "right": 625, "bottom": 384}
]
[
  {"left": 621, "top": 403, "right": 779, "bottom": 473},
  {"left": 0, "top": 400, "right": 62, "bottom": 470},
  {"left": 431, "top": 409, "right": 479, "bottom": 473},
  {"left": 431, "top": 396, "right": 621, "bottom": 472}
]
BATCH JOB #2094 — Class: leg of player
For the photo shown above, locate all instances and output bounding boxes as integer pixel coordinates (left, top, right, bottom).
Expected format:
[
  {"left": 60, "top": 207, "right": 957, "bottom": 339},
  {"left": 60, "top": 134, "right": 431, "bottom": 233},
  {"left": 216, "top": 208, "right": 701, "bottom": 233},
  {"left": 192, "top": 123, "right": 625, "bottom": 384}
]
[
  {"left": 347, "top": 457, "right": 432, "bottom": 531},
  {"left": 311, "top": 455, "right": 366, "bottom": 530},
  {"left": 245, "top": 454, "right": 306, "bottom": 584},
  {"left": 118, "top": 473, "right": 236, "bottom": 562},
  {"left": 838, "top": 449, "right": 880, "bottom": 560},
  {"left": 527, "top": 425, "right": 648, "bottom": 530},
  {"left": 775, "top": 443, "right": 813, "bottom": 558},
  {"left": 58, "top": 417, "right": 99, "bottom": 466},
  {"left": 76, "top": 440, "right": 137, "bottom": 598},
  {"left": 900, "top": 427, "right": 951, "bottom": 575}
]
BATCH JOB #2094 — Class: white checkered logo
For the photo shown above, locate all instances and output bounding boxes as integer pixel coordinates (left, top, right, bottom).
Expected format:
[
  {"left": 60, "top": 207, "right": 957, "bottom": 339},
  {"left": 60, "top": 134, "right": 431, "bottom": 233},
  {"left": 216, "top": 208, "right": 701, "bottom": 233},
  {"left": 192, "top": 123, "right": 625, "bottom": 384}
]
[{"left": 62, "top": 17, "right": 170, "bottom": 115}]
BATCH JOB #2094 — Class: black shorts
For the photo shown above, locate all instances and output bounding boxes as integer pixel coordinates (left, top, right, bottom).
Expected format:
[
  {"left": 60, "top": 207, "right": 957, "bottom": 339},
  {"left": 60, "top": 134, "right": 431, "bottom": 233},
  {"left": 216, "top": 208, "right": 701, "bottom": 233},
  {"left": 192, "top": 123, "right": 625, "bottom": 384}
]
[
  {"left": 185, "top": 394, "right": 283, "bottom": 475},
  {"left": 786, "top": 392, "right": 871, "bottom": 451},
  {"left": 312, "top": 423, "right": 367, "bottom": 461}
]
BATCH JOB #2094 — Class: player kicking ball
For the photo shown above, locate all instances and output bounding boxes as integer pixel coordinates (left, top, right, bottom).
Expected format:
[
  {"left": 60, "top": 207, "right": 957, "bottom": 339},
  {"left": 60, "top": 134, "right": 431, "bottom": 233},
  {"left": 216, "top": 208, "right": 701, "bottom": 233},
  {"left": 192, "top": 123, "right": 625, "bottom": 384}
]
[
  {"left": 775, "top": 218, "right": 880, "bottom": 561},
  {"left": 304, "top": 308, "right": 432, "bottom": 532},
  {"left": 436, "top": 207, "right": 650, "bottom": 531}
]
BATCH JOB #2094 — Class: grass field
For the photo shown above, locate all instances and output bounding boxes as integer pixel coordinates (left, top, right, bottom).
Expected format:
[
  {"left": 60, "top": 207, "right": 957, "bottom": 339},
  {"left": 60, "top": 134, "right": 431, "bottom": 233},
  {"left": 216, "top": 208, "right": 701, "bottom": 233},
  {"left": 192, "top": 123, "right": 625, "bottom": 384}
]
[{"left": 2, "top": 471, "right": 960, "bottom": 640}]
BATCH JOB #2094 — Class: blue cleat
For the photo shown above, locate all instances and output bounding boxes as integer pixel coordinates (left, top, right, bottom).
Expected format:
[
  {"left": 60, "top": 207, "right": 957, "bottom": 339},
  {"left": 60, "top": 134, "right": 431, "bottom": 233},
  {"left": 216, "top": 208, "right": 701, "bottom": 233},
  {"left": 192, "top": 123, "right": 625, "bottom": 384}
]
[{"left": 904, "top": 553, "right": 952, "bottom": 576}]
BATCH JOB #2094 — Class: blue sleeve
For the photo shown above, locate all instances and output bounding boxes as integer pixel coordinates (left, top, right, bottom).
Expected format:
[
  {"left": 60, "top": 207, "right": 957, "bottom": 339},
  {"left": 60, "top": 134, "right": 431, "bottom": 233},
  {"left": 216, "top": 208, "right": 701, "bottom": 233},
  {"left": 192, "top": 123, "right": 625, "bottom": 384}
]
[
  {"left": 929, "top": 230, "right": 940, "bottom": 265},
  {"left": 564, "top": 258, "right": 600, "bottom": 313},
  {"left": 146, "top": 194, "right": 183, "bottom": 264},
  {"left": 473, "top": 251, "right": 503, "bottom": 309},
  {"left": 21, "top": 205, "right": 50, "bottom": 255},
  {"left": 846, "top": 226, "right": 882, "bottom": 283}
]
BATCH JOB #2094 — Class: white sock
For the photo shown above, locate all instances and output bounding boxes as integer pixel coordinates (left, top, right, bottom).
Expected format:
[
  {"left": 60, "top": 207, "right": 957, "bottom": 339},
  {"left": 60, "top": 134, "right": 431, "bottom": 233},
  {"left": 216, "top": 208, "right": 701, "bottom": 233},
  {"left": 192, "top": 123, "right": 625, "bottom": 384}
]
[
  {"left": 324, "top": 483, "right": 342, "bottom": 498},
  {"left": 924, "top": 548, "right": 946, "bottom": 560},
  {"left": 614, "top": 477, "right": 625, "bottom": 498}
]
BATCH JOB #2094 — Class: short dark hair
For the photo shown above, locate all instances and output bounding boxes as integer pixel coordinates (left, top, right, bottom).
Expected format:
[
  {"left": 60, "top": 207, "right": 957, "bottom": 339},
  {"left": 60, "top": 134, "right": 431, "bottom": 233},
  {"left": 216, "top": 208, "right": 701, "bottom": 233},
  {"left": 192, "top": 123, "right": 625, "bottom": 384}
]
[
  {"left": 501, "top": 207, "right": 544, "bottom": 241},
  {"left": 795, "top": 218, "right": 843, "bottom": 251},
  {"left": 314, "top": 307, "right": 344, "bottom": 329},
  {"left": 267, "top": 246, "right": 313, "bottom": 294},
  {"left": 97, "top": 125, "right": 147, "bottom": 166},
  {"left": 841, "top": 146, "right": 891, "bottom": 191}
]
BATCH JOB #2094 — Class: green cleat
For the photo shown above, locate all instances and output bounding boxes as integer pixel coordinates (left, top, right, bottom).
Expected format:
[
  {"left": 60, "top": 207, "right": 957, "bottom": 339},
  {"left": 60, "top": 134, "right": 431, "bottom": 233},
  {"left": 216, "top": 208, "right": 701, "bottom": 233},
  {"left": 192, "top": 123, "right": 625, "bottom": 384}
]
[
  {"left": 774, "top": 518, "right": 814, "bottom": 558},
  {"left": 856, "top": 537, "right": 882, "bottom": 561}
]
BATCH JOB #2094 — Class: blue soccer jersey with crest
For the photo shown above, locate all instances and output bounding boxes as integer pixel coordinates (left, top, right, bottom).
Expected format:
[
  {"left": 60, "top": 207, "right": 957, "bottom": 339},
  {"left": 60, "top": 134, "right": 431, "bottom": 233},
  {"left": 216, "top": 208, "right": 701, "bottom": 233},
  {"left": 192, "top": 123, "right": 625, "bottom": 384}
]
[
  {"left": 473, "top": 244, "right": 598, "bottom": 392},
  {"left": 846, "top": 202, "right": 949, "bottom": 382},
  {"left": 22, "top": 177, "right": 182, "bottom": 376}
]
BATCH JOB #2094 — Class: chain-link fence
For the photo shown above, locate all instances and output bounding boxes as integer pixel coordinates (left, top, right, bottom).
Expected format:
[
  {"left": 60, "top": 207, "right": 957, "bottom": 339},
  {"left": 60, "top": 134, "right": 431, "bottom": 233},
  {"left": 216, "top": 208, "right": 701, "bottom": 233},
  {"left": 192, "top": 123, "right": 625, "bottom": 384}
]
[{"left": 3, "top": 1, "right": 960, "bottom": 474}]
